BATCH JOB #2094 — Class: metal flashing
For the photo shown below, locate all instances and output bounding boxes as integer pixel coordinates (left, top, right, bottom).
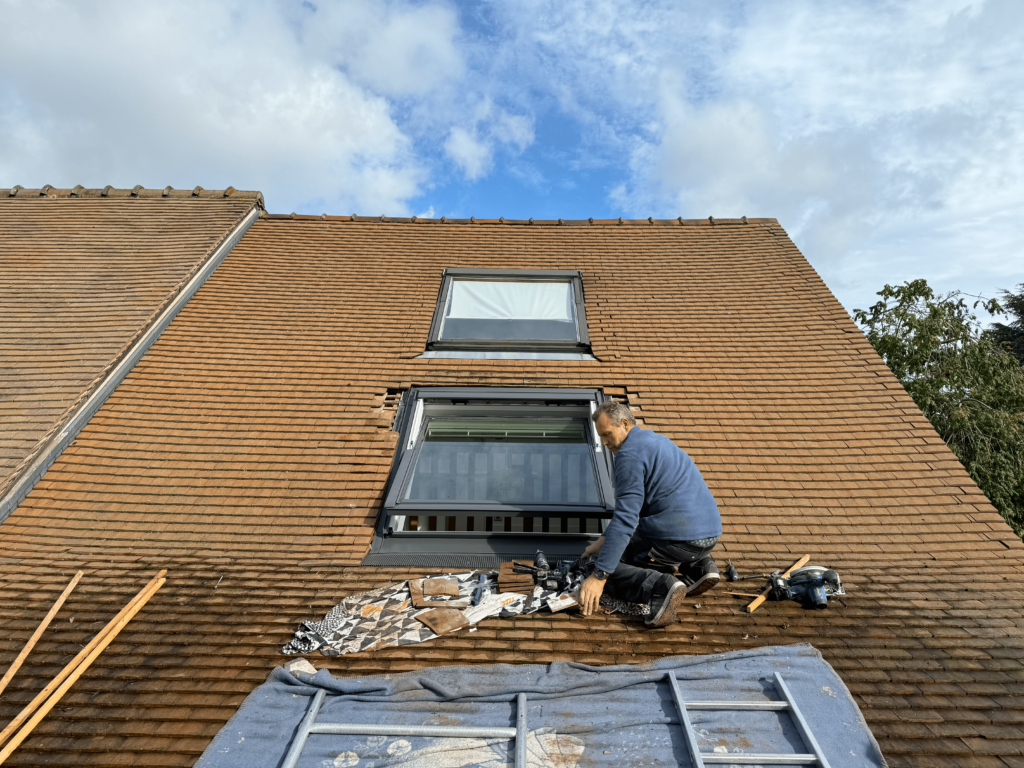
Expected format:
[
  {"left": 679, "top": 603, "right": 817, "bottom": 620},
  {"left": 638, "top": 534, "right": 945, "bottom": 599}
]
[{"left": 0, "top": 204, "right": 262, "bottom": 524}]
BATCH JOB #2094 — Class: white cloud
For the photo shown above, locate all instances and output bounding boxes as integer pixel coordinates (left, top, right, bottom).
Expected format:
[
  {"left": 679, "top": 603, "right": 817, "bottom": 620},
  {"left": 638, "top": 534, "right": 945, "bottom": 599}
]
[
  {"left": 487, "top": 0, "right": 1024, "bottom": 311},
  {"left": 0, "top": 0, "right": 464, "bottom": 214},
  {"left": 443, "top": 99, "right": 536, "bottom": 181},
  {"left": 444, "top": 126, "right": 493, "bottom": 181}
]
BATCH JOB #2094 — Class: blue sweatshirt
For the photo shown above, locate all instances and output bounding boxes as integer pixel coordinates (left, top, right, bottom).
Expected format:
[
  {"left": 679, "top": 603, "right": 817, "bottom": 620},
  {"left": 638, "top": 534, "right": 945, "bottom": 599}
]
[{"left": 596, "top": 427, "right": 722, "bottom": 574}]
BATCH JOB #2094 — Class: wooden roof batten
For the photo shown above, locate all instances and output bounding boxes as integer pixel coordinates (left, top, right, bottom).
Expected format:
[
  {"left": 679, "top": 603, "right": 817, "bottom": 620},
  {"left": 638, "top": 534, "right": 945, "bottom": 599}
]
[{"left": 0, "top": 202, "right": 262, "bottom": 523}]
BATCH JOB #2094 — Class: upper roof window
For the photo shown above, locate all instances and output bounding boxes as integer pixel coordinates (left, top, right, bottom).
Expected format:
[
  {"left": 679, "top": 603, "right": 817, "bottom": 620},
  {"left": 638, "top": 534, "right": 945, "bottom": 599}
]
[{"left": 427, "top": 269, "right": 590, "bottom": 353}]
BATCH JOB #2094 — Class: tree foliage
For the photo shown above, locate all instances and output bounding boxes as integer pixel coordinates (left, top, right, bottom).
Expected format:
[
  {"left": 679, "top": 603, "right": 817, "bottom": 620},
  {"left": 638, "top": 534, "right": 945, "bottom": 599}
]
[
  {"left": 990, "top": 283, "right": 1024, "bottom": 364},
  {"left": 854, "top": 279, "right": 1024, "bottom": 537}
]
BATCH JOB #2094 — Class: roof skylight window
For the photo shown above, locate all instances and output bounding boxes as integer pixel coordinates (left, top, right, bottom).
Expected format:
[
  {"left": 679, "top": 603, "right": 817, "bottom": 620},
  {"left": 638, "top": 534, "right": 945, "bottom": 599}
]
[
  {"left": 426, "top": 269, "right": 591, "bottom": 354},
  {"left": 364, "top": 387, "right": 614, "bottom": 566}
]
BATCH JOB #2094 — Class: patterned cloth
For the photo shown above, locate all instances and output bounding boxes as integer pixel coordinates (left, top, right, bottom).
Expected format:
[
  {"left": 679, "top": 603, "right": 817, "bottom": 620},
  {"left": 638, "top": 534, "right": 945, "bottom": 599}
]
[{"left": 283, "top": 566, "right": 649, "bottom": 657}]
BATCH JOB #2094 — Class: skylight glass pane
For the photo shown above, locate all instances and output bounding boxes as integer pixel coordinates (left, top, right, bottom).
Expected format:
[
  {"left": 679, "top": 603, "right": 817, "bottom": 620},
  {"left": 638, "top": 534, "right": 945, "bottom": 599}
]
[
  {"left": 440, "top": 280, "right": 578, "bottom": 341},
  {"left": 404, "top": 417, "right": 600, "bottom": 505}
]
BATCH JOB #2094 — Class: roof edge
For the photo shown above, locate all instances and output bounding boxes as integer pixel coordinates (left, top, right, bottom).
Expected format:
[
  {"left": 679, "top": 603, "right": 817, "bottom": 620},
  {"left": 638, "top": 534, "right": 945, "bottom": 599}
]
[
  {"left": 3, "top": 185, "right": 264, "bottom": 206},
  {"left": 0, "top": 203, "right": 262, "bottom": 524},
  {"left": 260, "top": 212, "right": 778, "bottom": 227}
]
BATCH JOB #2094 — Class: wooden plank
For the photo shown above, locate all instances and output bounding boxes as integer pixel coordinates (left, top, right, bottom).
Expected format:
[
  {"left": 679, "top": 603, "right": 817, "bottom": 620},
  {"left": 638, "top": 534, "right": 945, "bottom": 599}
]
[
  {"left": 745, "top": 556, "right": 810, "bottom": 613},
  {"left": 0, "top": 571, "right": 83, "bottom": 699},
  {"left": 0, "top": 570, "right": 166, "bottom": 752}
]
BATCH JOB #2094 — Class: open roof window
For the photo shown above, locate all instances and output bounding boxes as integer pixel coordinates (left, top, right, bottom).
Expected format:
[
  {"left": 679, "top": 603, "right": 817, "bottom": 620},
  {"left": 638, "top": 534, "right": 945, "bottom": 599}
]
[
  {"left": 364, "top": 387, "right": 614, "bottom": 566},
  {"left": 425, "top": 269, "right": 591, "bottom": 355}
]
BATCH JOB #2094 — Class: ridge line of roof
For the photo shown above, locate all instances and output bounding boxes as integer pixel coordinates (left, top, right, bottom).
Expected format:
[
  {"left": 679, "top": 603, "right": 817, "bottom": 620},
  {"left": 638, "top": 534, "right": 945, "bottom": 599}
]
[
  {"left": 260, "top": 212, "right": 778, "bottom": 227},
  {"left": 3, "top": 185, "right": 264, "bottom": 205}
]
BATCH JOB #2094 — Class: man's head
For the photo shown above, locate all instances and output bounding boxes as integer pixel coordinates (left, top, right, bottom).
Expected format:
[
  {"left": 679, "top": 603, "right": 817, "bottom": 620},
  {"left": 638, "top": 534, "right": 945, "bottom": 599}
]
[{"left": 591, "top": 400, "right": 636, "bottom": 452}]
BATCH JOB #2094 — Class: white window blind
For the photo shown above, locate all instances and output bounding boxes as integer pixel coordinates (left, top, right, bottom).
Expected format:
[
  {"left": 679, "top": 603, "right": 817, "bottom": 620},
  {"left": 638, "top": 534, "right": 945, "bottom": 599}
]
[{"left": 447, "top": 280, "right": 573, "bottom": 321}]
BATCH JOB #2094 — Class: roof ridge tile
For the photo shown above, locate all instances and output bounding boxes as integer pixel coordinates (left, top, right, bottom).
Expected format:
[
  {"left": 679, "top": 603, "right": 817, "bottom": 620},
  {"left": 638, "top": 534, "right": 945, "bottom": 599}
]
[{"left": 2, "top": 186, "right": 264, "bottom": 205}]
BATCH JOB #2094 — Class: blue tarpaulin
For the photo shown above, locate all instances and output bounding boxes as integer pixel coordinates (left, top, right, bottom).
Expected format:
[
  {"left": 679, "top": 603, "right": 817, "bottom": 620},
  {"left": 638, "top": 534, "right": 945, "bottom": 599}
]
[{"left": 196, "top": 643, "right": 886, "bottom": 768}]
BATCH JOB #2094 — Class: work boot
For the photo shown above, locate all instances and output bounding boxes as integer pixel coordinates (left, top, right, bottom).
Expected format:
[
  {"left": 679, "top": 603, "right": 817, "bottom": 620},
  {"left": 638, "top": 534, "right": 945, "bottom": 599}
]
[
  {"left": 682, "top": 557, "right": 720, "bottom": 597},
  {"left": 645, "top": 575, "right": 686, "bottom": 628}
]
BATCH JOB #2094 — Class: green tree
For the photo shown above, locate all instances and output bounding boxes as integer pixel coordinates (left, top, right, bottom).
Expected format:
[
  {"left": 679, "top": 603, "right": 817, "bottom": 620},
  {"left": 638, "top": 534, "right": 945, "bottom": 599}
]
[
  {"left": 854, "top": 279, "right": 1024, "bottom": 537},
  {"left": 990, "top": 283, "right": 1024, "bottom": 364}
]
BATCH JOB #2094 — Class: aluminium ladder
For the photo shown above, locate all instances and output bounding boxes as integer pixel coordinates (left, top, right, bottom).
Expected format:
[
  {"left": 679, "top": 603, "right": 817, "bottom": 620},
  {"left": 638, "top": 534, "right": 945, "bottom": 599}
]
[
  {"left": 281, "top": 672, "right": 828, "bottom": 768},
  {"left": 280, "top": 689, "right": 528, "bottom": 768},
  {"left": 665, "top": 670, "right": 832, "bottom": 767}
]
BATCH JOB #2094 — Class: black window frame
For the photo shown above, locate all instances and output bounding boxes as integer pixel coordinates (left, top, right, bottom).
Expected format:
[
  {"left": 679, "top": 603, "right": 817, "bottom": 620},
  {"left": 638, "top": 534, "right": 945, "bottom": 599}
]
[
  {"left": 366, "top": 387, "right": 615, "bottom": 564},
  {"left": 425, "top": 269, "right": 591, "bottom": 353}
]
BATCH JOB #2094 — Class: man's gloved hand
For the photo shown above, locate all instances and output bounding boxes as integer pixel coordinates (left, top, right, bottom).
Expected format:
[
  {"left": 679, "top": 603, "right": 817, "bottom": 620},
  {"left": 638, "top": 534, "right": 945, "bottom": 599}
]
[
  {"left": 578, "top": 575, "right": 606, "bottom": 616},
  {"left": 581, "top": 535, "right": 605, "bottom": 560}
]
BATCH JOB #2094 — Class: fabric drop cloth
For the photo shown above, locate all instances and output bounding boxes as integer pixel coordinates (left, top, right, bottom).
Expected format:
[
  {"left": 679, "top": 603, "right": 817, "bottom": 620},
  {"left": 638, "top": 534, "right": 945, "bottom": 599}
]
[{"left": 195, "top": 643, "right": 886, "bottom": 768}]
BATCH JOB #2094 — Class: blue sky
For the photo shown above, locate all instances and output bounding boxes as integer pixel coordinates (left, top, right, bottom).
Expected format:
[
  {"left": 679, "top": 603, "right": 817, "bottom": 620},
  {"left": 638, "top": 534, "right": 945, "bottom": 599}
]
[{"left": 1, "top": 0, "right": 1022, "bottom": 317}]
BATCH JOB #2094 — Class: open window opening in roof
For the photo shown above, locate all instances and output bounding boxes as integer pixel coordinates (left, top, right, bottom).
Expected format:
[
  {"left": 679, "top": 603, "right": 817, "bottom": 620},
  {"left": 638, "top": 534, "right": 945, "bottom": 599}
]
[
  {"left": 363, "top": 387, "right": 614, "bottom": 566},
  {"left": 421, "top": 269, "right": 595, "bottom": 360}
]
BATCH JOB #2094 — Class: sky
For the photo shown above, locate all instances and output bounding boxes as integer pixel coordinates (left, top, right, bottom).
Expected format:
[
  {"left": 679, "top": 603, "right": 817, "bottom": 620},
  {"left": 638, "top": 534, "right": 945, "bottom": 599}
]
[{"left": 1, "top": 0, "right": 1022, "bottom": 318}]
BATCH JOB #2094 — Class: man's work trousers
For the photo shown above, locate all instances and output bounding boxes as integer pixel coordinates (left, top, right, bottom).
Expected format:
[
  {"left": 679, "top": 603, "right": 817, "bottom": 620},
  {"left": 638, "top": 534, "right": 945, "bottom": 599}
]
[{"left": 604, "top": 532, "right": 718, "bottom": 605}]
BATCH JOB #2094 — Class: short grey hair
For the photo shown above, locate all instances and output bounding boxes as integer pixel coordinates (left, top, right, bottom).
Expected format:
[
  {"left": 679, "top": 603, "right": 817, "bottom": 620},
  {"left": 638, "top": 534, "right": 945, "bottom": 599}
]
[{"left": 592, "top": 400, "right": 635, "bottom": 425}]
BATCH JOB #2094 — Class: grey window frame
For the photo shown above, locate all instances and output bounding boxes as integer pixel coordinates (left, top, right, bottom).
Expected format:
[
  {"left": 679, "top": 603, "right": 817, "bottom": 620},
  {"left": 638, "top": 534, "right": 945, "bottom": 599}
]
[
  {"left": 425, "top": 269, "right": 591, "bottom": 353},
  {"left": 366, "top": 387, "right": 615, "bottom": 564}
]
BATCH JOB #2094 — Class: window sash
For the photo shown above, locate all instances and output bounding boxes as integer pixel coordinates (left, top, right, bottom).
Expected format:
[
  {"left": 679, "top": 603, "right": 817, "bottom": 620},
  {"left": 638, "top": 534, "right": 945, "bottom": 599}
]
[
  {"left": 381, "top": 388, "right": 614, "bottom": 519},
  {"left": 402, "top": 417, "right": 602, "bottom": 507},
  {"left": 426, "top": 270, "right": 590, "bottom": 352}
]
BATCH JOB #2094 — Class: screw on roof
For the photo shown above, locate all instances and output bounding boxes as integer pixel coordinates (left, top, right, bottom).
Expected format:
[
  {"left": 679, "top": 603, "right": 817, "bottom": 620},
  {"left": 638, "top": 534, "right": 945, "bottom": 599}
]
[
  {"left": 678, "top": 216, "right": 683, "bottom": 224},
  {"left": 588, "top": 217, "right": 593, "bottom": 224},
  {"left": 162, "top": 186, "right": 173, "bottom": 197},
  {"left": 40, "top": 185, "right": 53, "bottom": 196},
  {"left": 192, "top": 186, "right": 203, "bottom": 197},
  {"left": 528, "top": 218, "right": 534, "bottom": 224},
  {"left": 223, "top": 186, "right": 235, "bottom": 197},
  {"left": 101, "top": 185, "right": 113, "bottom": 197},
  {"left": 708, "top": 215, "right": 715, "bottom": 224},
  {"left": 320, "top": 213, "right": 327, "bottom": 220},
  {"left": 71, "top": 185, "right": 84, "bottom": 197},
  {"left": 742, "top": 215, "right": 748, "bottom": 224},
  {"left": 8, "top": 185, "right": 22, "bottom": 197},
  {"left": 499, "top": 216, "right": 505, "bottom": 223},
  {"left": 131, "top": 185, "right": 143, "bottom": 196},
  {"left": 648, "top": 216, "right": 654, "bottom": 224},
  {"left": 440, "top": 216, "right": 446, "bottom": 223},
  {"left": 411, "top": 215, "right": 418, "bottom": 222},
  {"left": 557, "top": 218, "right": 563, "bottom": 225},
  {"left": 618, "top": 217, "right": 623, "bottom": 224},
  {"left": 470, "top": 216, "right": 475, "bottom": 223}
]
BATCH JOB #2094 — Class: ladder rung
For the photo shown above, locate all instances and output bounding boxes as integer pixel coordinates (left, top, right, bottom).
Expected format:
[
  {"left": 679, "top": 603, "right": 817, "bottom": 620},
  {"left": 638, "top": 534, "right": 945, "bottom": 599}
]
[
  {"left": 309, "top": 723, "right": 517, "bottom": 739},
  {"left": 685, "top": 701, "right": 789, "bottom": 711},
  {"left": 703, "top": 754, "right": 818, "bottom": 765}
]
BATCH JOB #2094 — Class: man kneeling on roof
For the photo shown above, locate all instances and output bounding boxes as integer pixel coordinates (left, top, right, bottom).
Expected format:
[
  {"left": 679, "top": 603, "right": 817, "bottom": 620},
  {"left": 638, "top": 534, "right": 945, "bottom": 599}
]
[{"left": 579, "top": 400, "right": 722, "bottom": 627}]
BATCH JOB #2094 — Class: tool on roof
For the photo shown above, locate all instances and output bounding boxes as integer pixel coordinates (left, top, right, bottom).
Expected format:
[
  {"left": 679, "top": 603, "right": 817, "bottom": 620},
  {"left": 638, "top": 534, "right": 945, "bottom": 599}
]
[
  {"left": 725, "top": 560, "right": 768, "bottom": 581},
  {"left": 0, "top": 571, "right": 167, "bottom": 764},
  {"left": 511, "top": 550, "right": 573, "bottom": 593},
  {"left": 745, "top": 555, "right": 809, "bottom": 613},
  {"left": 770, "top": 566, "right": 845, "bottom": 610},
  {"left": 0, "top": 571, "right": 83, "bottom": 700},
  {"left": 470, "top": 573, "right": 490, "bottom": 607}
]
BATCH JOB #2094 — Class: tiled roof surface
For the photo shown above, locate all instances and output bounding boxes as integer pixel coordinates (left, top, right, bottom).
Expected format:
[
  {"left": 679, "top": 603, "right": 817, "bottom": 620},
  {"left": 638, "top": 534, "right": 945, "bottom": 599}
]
[
  {"left": 0, "top": 192, "right": 259, "bottom": 501},
  {"left": 0, "top": 216, "right": 1022, "bottom": 767}
]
